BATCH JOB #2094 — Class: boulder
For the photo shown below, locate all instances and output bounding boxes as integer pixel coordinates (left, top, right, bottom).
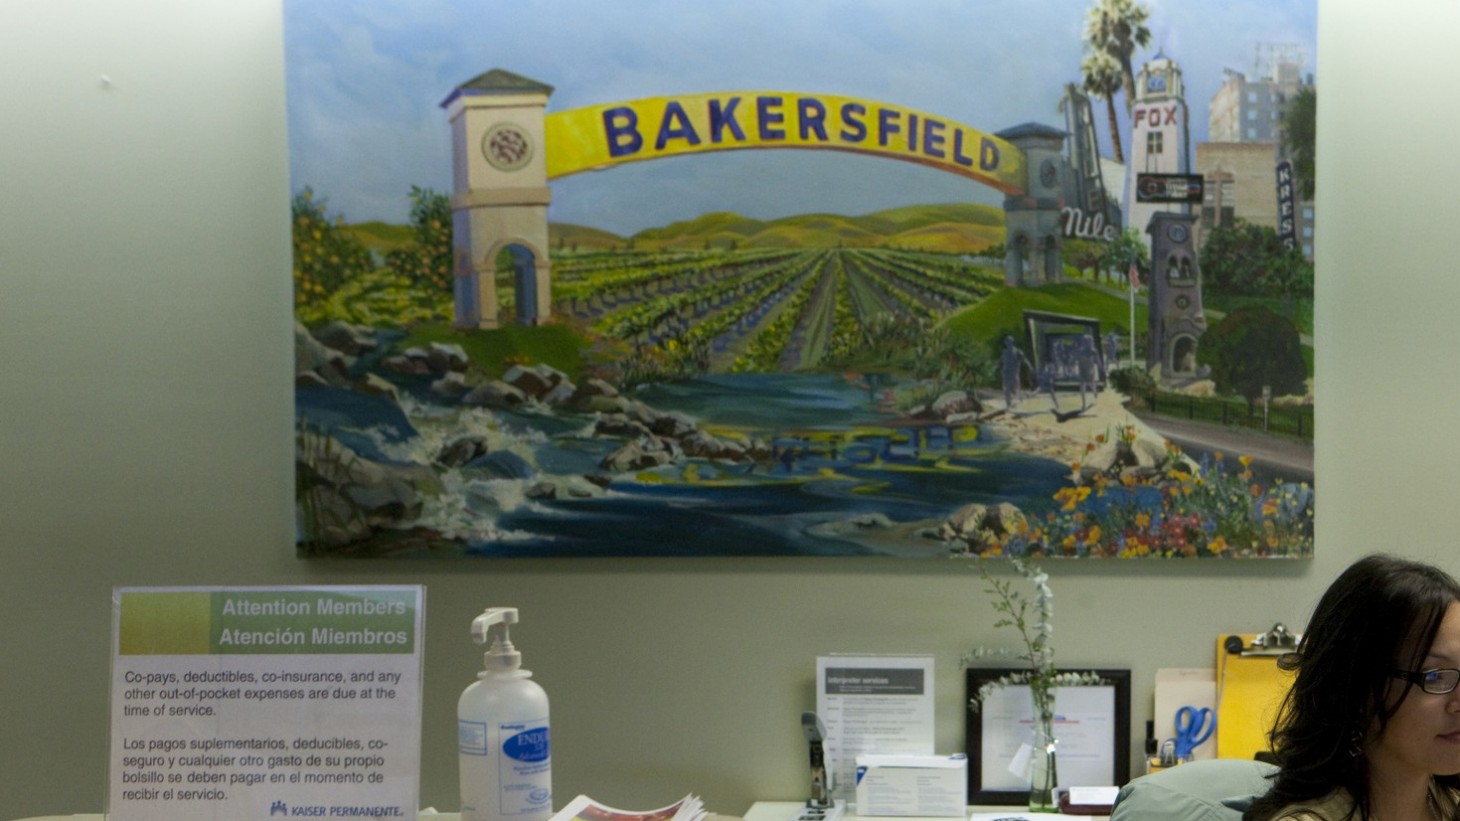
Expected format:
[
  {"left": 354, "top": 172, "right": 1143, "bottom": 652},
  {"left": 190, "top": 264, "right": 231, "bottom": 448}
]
[
  {"left": 436, "top": 435, "right": 490, "bottom": 468},
  {"left": 430, "top": 372, "right": 471, "bottom": 397},
  {"left": 294, "top": 321, "right": 350, "bottom": 385},
  {"left": 462, "top": 380, "right": 529, "bottom": 408},
  {"left": 648, "top": 410, "right": 697, "bottom": 439},
  {"left": 599, "top": 439, "right": 675, "bottom": 472},
  {"left": 593, "top": 413, "right": 653, "bottom": 440},
  {"left": 353, "top": 373, "right": 400, "bottom": 403},
  {"left": 503, "top": 363, "right": 571, "bottom": 400},
  {"left": 312, "top": 321, "right": 378, "bottom": 357},
  {"left": 928, "top": 390, "right": 981, "bottom": 419},
  {"left": 379, "top": 353, "right": 432, "bottom": 376},
  {"left": 680, "top": 430, "right": 748, "bottom": 461},
  {"left": 296, "top": 433, "right": 428, "bottom": 549},
  {"left": 525, "top": 481, "right": 557, "bottom": 501},
  {"left": 568, "top": 378, "right": 620, "bottom": 405},
  {"left": 426, "top": 342, "right": 470, "bottom": 373},
  {"left": 939, "top": 501, "right": 1028, "bottom": 552}
]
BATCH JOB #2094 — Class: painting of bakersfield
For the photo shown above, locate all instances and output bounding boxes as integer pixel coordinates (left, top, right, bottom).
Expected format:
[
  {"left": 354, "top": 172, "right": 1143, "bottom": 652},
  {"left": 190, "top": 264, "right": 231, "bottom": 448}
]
[{"left": 287, "top": 0, "right": 1316, "bottom": 559}]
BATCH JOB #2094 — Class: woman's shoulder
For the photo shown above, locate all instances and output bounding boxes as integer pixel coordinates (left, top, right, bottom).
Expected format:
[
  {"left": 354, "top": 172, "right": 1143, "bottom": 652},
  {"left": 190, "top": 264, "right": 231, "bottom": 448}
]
[
  {"left": 1265, "top": 782, "right": 1460, "bottom": 821},
  {"left": 1264, "top": 789, "right": 1354, "bottom": 821}
]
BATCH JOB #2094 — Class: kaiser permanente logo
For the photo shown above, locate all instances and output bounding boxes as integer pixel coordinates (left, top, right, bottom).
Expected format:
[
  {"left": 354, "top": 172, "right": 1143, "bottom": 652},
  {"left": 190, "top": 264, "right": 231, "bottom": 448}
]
[
  {"left": 269, "top": 799, "right": 407, "bottom": 817},
  {"left": 118, "top": 590, "right": 418, "bottom": 655}
]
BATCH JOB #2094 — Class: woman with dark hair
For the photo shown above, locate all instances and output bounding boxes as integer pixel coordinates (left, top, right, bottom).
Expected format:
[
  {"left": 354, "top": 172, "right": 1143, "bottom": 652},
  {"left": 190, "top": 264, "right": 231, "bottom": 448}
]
[{"left": 1245, "top": 553, "right": 1460, "bottom": 820}]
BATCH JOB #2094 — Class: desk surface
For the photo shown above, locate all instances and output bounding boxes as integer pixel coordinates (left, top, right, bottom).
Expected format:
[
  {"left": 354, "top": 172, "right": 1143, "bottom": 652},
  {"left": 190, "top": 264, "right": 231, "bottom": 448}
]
[
  {"left": 16, "top": 804, "right": 1108, "bottom": 821},
  {"left": 7, "top": 812, "right": 461, "bottom": 818},
  {"left": 745, "top": 800, "right": 1109, "bottom": 821}
]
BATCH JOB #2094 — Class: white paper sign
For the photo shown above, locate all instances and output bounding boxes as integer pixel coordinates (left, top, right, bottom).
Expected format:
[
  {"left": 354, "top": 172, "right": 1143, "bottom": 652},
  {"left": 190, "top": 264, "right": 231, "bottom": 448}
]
[
  {"left": 979, "top": 683, "right": 1115, "bottom": 790},
  {"left": 816, "top": 655, "right": 935, "bottom": 800},
  {"left": 108, "top": 586, "right": 424, "bottom": 821}
]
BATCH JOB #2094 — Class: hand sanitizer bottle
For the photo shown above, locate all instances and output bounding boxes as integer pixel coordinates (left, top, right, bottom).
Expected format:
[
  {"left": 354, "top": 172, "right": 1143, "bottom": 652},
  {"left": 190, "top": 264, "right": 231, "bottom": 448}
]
[{"left": 459, "top": 608, "right": 552, "bottom": 821}]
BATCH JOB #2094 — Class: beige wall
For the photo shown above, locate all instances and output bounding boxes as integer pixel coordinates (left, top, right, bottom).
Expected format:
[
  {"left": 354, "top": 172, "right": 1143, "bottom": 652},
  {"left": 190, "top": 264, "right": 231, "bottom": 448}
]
[{"left": 2, "top": 1, "right": 1454, "bottom": 819}]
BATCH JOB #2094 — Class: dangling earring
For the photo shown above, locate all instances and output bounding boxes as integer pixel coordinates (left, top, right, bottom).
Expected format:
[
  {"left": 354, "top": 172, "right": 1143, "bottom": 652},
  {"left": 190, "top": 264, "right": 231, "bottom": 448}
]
[{"left": 1349, "top": 729, "right": 1364, "bottom": 760}]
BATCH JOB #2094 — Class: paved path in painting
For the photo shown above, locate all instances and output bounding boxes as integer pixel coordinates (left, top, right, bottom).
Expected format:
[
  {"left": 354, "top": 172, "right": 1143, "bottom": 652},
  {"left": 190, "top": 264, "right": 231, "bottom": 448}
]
[
  {"left": 987, "top": 388, "right": 1314, "bottom": 485},
  {"left": 1131, "top": 411, "right": 1314, "bottom": 484}
]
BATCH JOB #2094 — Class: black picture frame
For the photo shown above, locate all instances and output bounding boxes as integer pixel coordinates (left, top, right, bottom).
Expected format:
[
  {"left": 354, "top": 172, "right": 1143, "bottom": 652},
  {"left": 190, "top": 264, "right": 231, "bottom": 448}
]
[{"left": 964, "top": 667, "right": 1131, "bottom": 805}]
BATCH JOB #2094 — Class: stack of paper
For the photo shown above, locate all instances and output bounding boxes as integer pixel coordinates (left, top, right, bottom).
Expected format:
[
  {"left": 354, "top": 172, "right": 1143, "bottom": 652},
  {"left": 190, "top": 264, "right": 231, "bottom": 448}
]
[{"left": 551, "top": 793, "right": 708, "bottom": 821}]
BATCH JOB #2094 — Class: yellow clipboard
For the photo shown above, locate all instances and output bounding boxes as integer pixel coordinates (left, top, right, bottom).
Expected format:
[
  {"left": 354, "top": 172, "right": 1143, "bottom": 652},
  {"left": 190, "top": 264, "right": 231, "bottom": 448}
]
[{"left": 1215, "top": 627, "right": 1298, "bottom": 760}]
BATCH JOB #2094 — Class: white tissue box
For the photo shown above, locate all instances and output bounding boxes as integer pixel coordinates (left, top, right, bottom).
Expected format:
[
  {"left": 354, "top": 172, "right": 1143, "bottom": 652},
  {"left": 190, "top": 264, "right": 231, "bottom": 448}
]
[{"left": 853, "top": 754, "right": 968, "bottom": 817}]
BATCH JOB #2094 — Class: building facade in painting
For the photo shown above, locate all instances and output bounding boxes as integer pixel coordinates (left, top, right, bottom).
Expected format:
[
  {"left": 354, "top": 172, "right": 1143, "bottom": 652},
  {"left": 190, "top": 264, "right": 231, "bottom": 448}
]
[
  {"left": 1127, "top": 53, "right": 1192, "bottom": 249},
  {"left": 1203, "top": 46, "right": 1315, "bottom": 258}
]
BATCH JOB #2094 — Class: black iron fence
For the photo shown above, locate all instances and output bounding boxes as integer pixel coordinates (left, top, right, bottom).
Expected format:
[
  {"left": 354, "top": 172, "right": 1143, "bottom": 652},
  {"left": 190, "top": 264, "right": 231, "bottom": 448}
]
[{"left": 1134, "top": 389, "right": 1314, "bottom": 441}]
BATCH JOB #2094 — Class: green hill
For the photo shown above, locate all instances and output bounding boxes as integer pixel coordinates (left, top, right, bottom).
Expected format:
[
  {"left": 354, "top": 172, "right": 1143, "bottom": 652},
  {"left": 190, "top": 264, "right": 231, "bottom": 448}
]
[
  {"left": 634, "top": 211, "right": 768, "bottom": 242},
  {"left": 630, "top": 203, "right": 1005, "bottom": 252},
  {"left": 549, "top": 222, "right": 625, "bottom": 251},
  {"left": 889, "top": 221, "right": 1005, "bottom": 253},
  {"left": 344, "top": 221, "right": 414, "bottom": 256},
  {"left": 943, "top": 281, "right": 1145, "bottom": 350},
  {"left": 349, "top": 203, "right": 1008, "bottom": 255},
  {"left": 866, "top": 202, "right": 1005, "bottom": 230}
]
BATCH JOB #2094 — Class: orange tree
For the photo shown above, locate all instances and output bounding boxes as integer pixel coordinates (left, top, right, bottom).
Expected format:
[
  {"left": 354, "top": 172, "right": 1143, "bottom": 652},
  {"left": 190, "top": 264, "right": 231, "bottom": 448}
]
[
  {"left": 387, "top": 186, "right": 453, "bottom": 293},
  {"left": 291, "top": 187, "right": 373, "bottom": 309}
]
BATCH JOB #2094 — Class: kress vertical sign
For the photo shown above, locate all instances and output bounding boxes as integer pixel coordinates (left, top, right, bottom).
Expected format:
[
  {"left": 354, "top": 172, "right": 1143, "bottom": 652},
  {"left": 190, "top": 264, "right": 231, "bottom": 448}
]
[
  {"left": 1276, "top": 160, "right": 1298, "bottom": 250},
  {"left": 545, "top": 91, "right": 1026, "bottom": 193}
]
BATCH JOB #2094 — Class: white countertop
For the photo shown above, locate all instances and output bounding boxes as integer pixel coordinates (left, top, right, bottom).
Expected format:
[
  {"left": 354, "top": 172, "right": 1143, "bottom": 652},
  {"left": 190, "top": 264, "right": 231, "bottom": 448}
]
[{"left": 745, "top": 800, "right": 1108, "bottom": 821}]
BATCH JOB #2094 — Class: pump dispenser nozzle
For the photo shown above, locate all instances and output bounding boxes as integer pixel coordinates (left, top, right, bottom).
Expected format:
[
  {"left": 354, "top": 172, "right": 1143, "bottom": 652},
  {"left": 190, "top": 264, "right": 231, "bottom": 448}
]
[{"left": 471, "top": 607, "right": 522, "bottom": 672}]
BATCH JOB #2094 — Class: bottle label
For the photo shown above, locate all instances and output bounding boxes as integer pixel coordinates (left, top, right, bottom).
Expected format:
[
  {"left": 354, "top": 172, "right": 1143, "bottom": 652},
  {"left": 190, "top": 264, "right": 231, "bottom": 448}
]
[
  {"left": 460, "top": 712, "right": 551, "bottom": 821},
  {"left": 459, "top": 719, "right": 490, "bottom": 756},
  {"left": 504, "top": 726, "right": 550, "bottom": 763},
  {"left": 498, "top": 720, "right": 551, "bottom": 816}
]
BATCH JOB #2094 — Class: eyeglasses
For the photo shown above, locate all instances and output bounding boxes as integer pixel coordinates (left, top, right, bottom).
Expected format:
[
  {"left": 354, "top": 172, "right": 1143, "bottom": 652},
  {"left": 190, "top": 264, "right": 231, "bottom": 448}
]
[{"left": 1391, "top": 667, "right": 1460, "bottom": 695}]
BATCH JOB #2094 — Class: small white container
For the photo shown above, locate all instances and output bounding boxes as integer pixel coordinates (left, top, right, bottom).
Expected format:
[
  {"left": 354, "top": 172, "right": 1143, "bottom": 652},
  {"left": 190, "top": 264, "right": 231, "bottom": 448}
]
[{"left": 854, "top": 754, "right": 967, "bottom": 817}]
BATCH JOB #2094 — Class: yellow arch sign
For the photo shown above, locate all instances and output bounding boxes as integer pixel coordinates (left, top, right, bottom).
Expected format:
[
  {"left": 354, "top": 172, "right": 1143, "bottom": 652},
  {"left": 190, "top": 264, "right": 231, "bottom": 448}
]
[{"left": 544, "top": 91, "right": 1026, "bottom": 194}]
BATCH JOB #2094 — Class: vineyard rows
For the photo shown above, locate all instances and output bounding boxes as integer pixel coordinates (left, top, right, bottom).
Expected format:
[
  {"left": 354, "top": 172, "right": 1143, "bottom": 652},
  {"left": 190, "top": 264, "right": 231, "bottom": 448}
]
[{"left": 541, "top": 248, "right": 1004, "bottom": 373}]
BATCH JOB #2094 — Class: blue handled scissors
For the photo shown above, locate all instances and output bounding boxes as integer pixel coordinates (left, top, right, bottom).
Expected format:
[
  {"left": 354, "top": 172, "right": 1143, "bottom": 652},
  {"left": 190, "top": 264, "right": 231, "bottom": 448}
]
[{"left": 1172, "top": 705, "right": 1214, "bottom": 760}]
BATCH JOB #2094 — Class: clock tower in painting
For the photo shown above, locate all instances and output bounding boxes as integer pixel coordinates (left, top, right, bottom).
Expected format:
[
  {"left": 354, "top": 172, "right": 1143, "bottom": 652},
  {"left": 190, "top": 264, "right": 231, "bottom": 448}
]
[
  {"left": 1146, "top": 211, "right": 1206, "bottom": 378},
  {"left": 441, "top": 69, "right": 554, "bottom": 329},
  {"left": 1127, "top": 52, "right": 1191, "bottom": 248}
]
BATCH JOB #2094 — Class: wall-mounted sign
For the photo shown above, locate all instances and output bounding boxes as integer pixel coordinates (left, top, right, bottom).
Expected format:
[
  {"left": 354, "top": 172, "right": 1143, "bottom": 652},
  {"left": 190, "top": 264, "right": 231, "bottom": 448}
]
[
  {"left": 108, "top": 586, "right": 424, "bottom": 821},
  {"left": 1135, "top": 173, "right": 1205, "bottom": 203},
  {"left": 1061, "top": 206, "right": 1119, "bottom": 241},
  {"left": 1276, "top": 160, "right": 1298, "bottom": 250},
  {"left": 545, "top": 92, "right": 1024, "bottom": 192}
]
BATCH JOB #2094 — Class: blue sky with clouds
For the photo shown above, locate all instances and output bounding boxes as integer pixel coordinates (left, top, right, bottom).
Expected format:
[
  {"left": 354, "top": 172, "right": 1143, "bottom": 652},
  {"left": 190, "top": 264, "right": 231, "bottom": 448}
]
[{"left": 284, "top": 0, "right": 1316, "bottom": 236}]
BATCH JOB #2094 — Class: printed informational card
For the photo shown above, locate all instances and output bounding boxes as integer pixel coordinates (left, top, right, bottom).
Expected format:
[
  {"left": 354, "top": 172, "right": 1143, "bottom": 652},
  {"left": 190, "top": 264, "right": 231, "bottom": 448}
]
[
  {"left": 815, "top": 655, "right": 935, "bottom": 800},
  {"left": 108, "top": 586, "right": 424, "bottom": 821}
]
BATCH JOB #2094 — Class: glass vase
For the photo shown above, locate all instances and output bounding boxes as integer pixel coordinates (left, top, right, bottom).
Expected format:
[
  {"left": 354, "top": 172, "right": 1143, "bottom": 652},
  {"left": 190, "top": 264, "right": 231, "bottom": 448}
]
[{"left": 1027, "top": 714, "right": 1059, "bottom": 812}]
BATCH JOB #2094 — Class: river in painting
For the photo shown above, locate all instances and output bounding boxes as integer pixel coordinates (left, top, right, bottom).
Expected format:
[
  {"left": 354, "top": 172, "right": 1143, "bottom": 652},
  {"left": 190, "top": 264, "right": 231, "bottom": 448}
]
[{"left": 392, "top": 372, "right": 1073, "bottom": 557}]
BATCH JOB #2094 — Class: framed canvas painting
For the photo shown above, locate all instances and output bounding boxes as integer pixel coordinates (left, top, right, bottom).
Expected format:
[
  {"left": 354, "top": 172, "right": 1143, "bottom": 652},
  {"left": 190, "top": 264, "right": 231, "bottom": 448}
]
[{"left": 287, "top": 1, "right": 1316, "bottom": 558}]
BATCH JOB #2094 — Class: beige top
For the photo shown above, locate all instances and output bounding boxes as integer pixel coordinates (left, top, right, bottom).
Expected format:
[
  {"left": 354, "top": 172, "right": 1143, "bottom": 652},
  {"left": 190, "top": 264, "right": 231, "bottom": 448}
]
[{"left": 1268, "top": 783, "right": 1459, "bottom": 820}]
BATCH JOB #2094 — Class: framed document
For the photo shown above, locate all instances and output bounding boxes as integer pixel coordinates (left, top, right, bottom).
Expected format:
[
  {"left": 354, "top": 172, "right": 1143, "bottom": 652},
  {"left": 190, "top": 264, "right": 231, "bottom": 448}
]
[{"left": 964, "top": 668, "right": 1131, "bottom": 804}]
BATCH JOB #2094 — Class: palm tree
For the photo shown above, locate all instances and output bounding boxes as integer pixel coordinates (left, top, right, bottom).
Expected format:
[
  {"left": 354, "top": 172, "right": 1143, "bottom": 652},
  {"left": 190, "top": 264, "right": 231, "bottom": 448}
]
[
  {"left": 1083, "top": 0, "right": 1153, "bottom": 118},
  {"left": 1081, "top": 49, "right": 1125, "bottom": 163},
  {"left": 1282, "top": 85, "right": 1317, "bottom": 200}
]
